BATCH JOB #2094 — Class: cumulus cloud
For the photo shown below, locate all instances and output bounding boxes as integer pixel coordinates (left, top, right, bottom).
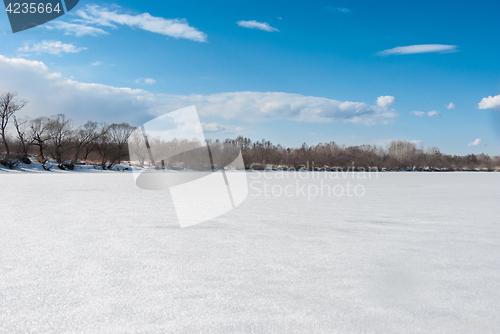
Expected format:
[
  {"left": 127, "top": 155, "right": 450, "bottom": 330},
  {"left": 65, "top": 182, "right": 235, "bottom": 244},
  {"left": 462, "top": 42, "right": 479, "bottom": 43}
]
[
  {"left": 48, "top": 5, "right": 207, "bottom": 42},
  {"left": 445, "top": 102, "right": 456, "bottom": 109},
  {"left": 18, "top": 40, "right": 86, "bottom": 55},
  {"left": 47, "top": 21, "right": 108, "bottom": 37},
  {"left": 427, "top": 110, "right": 441, "bottom": 117},
  {"left": 0, "top": 54, "right": 156, "bottom": 124},
  {"left": 135, "top": 78, "right": 156, "bottom": 85},
  {"left": 0, "top": 55, "right": 398, "bottom": 126},
  {"left": 377, "top": 44, "right": 458, "bottom": 56},
  {"left": 410, "top": 111, "right": 426, "bottom": 117},
  {"left": 237, "top": 20, "right": 279, "bottom": 32},
  {"left": 170, "top": 92, "right": 398, "bottom": 124},
  {"left": 410, "top": 140, "right": 421, "bottom": 145},
  {"left": 468, "top": 138, "right": 485, "bottom": 147},
  {"left": 376, "top": 95, "right": 395, "bottom": 108},
  {"left": 478, "top": 94, "right": 500, "bottom": 110},
  {"left": 202, "top": 122, "right": 226, "bottom": 132}
]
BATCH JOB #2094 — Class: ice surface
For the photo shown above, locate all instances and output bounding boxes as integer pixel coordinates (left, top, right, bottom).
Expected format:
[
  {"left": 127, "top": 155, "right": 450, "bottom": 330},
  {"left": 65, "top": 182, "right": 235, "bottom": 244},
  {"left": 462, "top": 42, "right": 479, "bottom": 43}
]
[{"left": 0, "top": 172, "right": 499, "bottom": 333}]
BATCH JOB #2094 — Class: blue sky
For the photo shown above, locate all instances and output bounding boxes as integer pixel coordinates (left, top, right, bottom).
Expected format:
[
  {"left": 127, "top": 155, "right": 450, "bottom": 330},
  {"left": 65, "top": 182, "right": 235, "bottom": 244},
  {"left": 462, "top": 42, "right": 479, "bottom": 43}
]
[{"left": 1, "top": 0, "right": 500, "bottom": 155}]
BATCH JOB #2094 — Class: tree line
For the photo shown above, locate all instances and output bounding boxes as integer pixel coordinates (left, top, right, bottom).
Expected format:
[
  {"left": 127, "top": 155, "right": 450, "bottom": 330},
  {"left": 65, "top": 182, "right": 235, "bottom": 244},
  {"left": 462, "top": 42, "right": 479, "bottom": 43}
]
[
  {"left": 1, "top": 91, "right": 499, "bottom": 171},
  {"left": 0, "top": 92, "right": 134, "bottom": 170},
  {"left": 228, "top": 137, "right": 499, "bottom": 171}
]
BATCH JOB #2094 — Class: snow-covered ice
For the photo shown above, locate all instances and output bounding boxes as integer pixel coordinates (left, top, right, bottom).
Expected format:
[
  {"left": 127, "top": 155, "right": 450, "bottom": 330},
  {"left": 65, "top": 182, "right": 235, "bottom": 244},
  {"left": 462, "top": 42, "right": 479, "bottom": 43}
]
[{"left": 1, "top": 172, "right": 499, "bottom": 333}]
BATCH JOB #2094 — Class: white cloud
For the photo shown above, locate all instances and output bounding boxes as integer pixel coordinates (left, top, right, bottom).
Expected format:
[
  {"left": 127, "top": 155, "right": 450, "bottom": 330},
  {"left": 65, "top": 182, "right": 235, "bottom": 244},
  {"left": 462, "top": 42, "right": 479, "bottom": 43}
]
[
  {"left": 468, "top": 138, "right": 485, "bottom": 147},
  {"left": 17, "top": 40, "right": 86, "bottom": 55},
  {"left": 0, "top": 55, "right": 398, "bottom": 126},
  {"left": 377, "top": 44, "right": 458, "bottom": 56},
  {"left": 91, "top": 61, "right": 103, "bottom": 66},
  {"left": 167, "top": 92, "right": 398, "bottom": 125},
  {"left": 376, "top": 95, "right": 395, "bottom": 108},
  {"left": 0, "top": 54, "right": 155, "bottom": 124},
  {"left": 135, "top": 78, "right": 156, "bottom": 85},
  {"left": 235, "top": 127, "right": 244, "bottom": 131},
  {"left": 202, "top": 122, "right": 225, "bottom": 132},
  {"left": 445, "top": 102, "right": 456, "bottom": 109},
  {"left": 325, "top": 6, "right": 351, "bottom": 13},
  {"left": 48, "top": 5, "right": 207, "bottom": 42},
  {"left": 237, "top": 20, "right": 279, "bottom": 32},
  {"left": 410, "top": 111, "right": 425, "bottom": 117},
  {"left": 410, "top": 140, "right": 421, "bottom": 145},
  {"left": 478, "top": 94, "right": 500, "bottom": 110},
  {"left": 427, "top": 110, "right": 441, "bottom": 117},
  {"left": 80, "top": 5, "right": 207, "bottom": 41},
  {"left": 411, "top": 110, "right": 441, "bottom": 117},
  {"left": 337, "top": 7, "right": 350, "bottom": 13},
  {"left": 47, "top": 21, "right": 108, "bottom": 37}
]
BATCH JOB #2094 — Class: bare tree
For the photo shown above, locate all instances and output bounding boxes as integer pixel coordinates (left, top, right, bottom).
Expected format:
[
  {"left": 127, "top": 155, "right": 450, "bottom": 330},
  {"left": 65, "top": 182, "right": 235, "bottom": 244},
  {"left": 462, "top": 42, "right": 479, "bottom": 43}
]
[
  {"left": 93, "top": 123, "right": 112, "bottom": 169},
  {"left": 108, "top": 123, "right": 135, "bottom": 164},
  {"left": 0, "top": 92, "right": 28, "bottom": 158},
  {"left": 13, "top": 116, "right": 32, "bottom": 160},
  {"left": 71, "top": 121, "right": 100, "bottom": 163},
  {"left": 128, "top": 129, "right": 147, "bottom": 167},
  {"left": 30, "top": 117, "right": 51, "bottom": 164},
  {"left": 47, "top": 114, "right": 73, "bottom": 164}
]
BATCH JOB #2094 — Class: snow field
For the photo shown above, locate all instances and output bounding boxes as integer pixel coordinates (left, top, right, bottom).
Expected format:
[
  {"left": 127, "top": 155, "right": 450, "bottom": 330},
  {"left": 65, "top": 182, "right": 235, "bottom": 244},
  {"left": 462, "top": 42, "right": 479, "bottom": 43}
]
[{"left": 0, "top": 172, "right": 499, "bottom": 333}]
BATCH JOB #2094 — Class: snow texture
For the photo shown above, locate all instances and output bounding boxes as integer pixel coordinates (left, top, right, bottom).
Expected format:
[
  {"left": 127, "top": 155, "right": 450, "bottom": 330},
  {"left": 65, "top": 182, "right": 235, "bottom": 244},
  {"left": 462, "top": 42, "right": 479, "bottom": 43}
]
[{"left": 1, "top": 172, "right": 499, "bottom": 333}]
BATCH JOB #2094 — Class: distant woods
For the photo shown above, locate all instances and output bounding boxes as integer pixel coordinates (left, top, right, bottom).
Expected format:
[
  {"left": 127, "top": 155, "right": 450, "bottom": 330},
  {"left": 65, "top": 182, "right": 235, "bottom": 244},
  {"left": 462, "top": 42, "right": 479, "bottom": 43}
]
[
  {"left": 233, "top": 138, "right": 499, "bottom": 171},
  {"left": 1, "top": 91, "right": 499, "bottom": 171}
]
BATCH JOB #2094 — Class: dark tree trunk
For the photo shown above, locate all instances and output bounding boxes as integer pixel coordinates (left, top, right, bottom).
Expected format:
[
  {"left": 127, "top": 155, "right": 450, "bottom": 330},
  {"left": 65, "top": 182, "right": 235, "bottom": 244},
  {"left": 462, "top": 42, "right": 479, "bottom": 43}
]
[{"left": 1, "top": 132, "right": 10, "bottom": 158}]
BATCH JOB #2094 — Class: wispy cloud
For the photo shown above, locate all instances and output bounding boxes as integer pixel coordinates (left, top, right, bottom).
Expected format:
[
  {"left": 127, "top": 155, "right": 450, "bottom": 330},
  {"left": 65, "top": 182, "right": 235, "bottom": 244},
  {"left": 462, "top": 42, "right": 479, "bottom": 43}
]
[
  {"left": 48, "top": 5, "right": 207, "bottom": 42},
  {"left": 468, "top": 138, "right": 485, "bottom": 147},
  {"left": 377, "top": 44, "right": 458, "bottom": 56},
  {"left": 135, "top": 78, "right": 156, "bottom": 85},
  {"left": 91, "top": 61, "right": 103, "bottom": 66},
  {"left": 47, "top": 21, "right": 108, "bottom": 37},
  {"left": 445, "top": 102, "right": 456, "bottom": 109},
  {"left": 325, "top": 6, "right": 351, "bottom": 13},
  {"left": 410, "top": 110, "right": 441, "bottom": 117},
  {"left": 478, "top": 94, "right": 500, "bottom": 110},
  {"left": 410, "top": 111, "right": 426, "bottom": 117},
  {"left": 18, "top": 40, "right": 86, "bottom": 55},
  {"left": 237, "top": 20, "right": 279, "bottom": 32}
]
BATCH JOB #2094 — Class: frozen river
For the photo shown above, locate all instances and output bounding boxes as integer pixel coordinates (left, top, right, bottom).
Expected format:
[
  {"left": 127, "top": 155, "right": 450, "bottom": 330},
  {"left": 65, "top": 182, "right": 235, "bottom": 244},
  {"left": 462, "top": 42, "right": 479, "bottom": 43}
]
[{"left": 1, "top": 171, "right": 499, "bottom": 333}]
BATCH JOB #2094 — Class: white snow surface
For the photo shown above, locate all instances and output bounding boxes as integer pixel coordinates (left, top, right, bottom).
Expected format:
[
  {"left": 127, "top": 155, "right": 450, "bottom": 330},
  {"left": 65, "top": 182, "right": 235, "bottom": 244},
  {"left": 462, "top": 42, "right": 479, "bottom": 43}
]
[{"left": 0, "top": 172, "right": 499, "bottom": 333}]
